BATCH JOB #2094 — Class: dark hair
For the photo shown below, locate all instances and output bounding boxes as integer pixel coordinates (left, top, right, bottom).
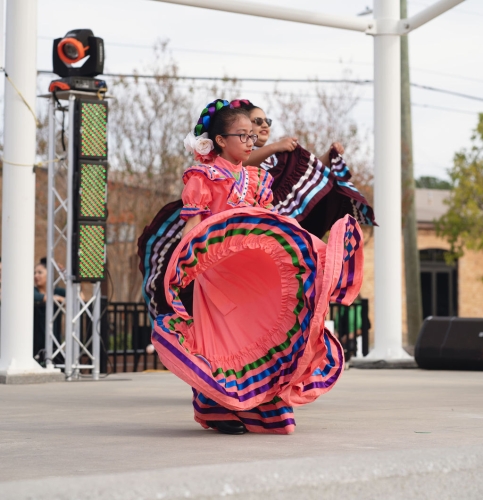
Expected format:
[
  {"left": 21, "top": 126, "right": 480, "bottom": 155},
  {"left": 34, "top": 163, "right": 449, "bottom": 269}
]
[
  {"left": 38, "top": 257, "right": 47, "bottom": 268},
  {"left": 208, "top": 107, "right": 250, "bottom": 153},
  {"left": 193, "top": 99, "right": 250, "bottom": 155}
]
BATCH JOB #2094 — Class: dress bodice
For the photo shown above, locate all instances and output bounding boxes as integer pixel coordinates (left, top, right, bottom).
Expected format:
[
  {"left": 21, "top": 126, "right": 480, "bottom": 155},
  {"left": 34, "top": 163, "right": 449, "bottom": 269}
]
[{"left": 180, "top": 156, "right": 275, "bottom": 220}]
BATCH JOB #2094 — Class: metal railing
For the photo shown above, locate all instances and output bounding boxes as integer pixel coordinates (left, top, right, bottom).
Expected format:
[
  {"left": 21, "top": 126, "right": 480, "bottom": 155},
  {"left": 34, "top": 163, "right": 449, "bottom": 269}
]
[
  {"left": 101, "top": 299, "right": 370, "bottom": 373},
  {"left": 35, "top": 299, "right": 370, "bottom": 373},
  {"left": 328, "top": 299, "right": 370, "bottom": 360},
  {"left": 101, "top": 302, "right": 160, "bottom": 373}
]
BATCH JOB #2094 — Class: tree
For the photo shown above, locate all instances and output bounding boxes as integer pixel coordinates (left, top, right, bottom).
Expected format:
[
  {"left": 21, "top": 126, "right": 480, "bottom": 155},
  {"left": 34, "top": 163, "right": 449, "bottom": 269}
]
[
  {"left": 436, "top": 113, "right": 483, "bottom": 262},
  {"left": 267, "top": 76, "right": 374, "bottom": 204}
]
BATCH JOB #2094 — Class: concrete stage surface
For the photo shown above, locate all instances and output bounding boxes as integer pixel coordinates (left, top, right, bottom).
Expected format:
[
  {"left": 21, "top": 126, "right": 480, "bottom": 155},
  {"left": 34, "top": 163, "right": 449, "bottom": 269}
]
[{"left": 1, "top": 369, "right": 483, "bottom": 499}]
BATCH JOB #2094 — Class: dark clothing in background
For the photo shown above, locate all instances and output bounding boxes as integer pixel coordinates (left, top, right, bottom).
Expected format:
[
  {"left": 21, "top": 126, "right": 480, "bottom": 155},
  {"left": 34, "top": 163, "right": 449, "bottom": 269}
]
[{"left": 33, "top": 286, "right": 65, "bottom": 358}]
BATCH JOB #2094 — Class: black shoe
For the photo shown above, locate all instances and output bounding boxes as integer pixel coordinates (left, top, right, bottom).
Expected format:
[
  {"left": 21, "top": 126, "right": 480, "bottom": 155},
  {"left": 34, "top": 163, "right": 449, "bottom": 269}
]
[{"left": 207, "top": 420, "right": 248, "bottom": 435}]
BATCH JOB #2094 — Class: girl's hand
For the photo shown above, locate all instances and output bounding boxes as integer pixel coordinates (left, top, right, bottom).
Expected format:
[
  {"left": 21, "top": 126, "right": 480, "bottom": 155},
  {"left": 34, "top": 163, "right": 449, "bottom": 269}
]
[
  {"left": 330, "top": 142, "right": 344, "bottom": 156},
  {"left": 274, "top": 137, "right": 298, "bottom": 153},
  {"left": 320, "top": 142, "right": 345, "bottom": 166}
]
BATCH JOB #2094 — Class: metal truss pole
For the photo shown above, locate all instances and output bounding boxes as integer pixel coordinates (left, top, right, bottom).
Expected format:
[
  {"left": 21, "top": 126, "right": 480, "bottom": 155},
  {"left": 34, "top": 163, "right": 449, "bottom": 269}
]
[
  {"left": 92, "top": 283, "right": 101, "bottom": 380},
  {"left": 44, "top": 90, "right": 104, "bottom": 380},
  {"left": 45, "top": 96, "right": 69, "bottom": 371},
  {"left": 72, "top": 284, "right": 81, "bottom": 378},
  {"left": 45, "top": 96, "right": 56, "bottom": 369},
  {"left": 64, "top": 95, "right": 76, "bottom": 380}
]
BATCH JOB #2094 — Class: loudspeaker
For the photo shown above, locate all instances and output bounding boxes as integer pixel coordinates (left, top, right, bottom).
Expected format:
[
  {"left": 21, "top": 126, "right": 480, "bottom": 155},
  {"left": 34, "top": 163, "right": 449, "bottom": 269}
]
[{"left": 415, "top": 317, "right": 483, "bottom": 370}]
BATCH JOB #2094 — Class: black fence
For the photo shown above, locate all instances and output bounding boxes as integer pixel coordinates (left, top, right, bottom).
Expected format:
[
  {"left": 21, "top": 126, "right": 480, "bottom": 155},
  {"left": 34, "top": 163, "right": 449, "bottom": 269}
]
[
  {"left": 101, "top": 299, "right": 370, "bottom": 373},
  {"left": 101, "top": 302, "right": 160, "bottom": 373},
  {"left": 328, "top": 299, "right": 370, "bottom": 360}
]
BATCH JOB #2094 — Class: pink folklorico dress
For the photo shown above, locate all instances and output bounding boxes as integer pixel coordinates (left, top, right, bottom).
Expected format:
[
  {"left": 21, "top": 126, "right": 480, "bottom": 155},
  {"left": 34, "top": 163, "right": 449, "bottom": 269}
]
[{"left": 151, "top": 156, "right": 364, "bottom": 434}]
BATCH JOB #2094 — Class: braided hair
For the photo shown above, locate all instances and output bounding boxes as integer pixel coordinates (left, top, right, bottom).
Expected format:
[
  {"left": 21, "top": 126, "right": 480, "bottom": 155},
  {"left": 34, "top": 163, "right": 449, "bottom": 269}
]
[
  {"left": 194, "top": 99, "right": 230, "bottom": 137},
  {"left": 194, "top": 99, "right": 250, "bottom": 154}
]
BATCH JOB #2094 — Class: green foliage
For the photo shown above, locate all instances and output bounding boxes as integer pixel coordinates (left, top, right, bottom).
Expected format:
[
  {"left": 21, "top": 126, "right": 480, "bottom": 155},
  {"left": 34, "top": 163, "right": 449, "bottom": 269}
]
[
  {"left": 435, "top": 113, "right": 483, "bottom": 263},
  {"left": 415, "top": 176, "right": 451, "bottom": 190}
]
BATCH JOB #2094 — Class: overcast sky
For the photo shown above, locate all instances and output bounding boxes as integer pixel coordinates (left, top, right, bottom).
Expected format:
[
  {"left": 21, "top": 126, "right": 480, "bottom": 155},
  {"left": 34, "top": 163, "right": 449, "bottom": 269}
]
[{"left": 36, "top": 0, "right": 482, "bottom": 179}]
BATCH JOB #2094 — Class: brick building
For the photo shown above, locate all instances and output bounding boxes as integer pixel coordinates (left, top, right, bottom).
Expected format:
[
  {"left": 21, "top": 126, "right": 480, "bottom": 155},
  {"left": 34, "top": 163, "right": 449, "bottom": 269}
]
[{"left": 360, "top": 188, "right": 483, "bottom": 347}]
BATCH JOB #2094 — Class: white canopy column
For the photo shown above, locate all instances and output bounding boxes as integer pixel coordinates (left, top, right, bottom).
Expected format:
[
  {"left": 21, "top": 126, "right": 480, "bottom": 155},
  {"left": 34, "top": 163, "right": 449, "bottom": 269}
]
[{"left": 0, "top": 0, "right": 61, "bottom": 383}]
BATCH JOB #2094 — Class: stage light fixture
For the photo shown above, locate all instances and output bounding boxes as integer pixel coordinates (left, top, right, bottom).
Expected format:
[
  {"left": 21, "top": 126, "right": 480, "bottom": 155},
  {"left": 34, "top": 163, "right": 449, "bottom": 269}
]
[
  {"left": 53, "top": 29, "right": 104, "bottom": 77},
  {"left": 58, "top": 36, "right": 88, "bottom": 64},
  {"left": 50, "top": 29, "right": 106, "bottom": 94},
  {"left": 77, "top": 101, "right": 108, "bottom": 159},
  {"left": 75, "top": 222, "right": 107, "bottom": 282},
  {"left": 78, "top": 162, "right": 108, "bottom": 220},
  {"left": 72, "top": 100, "right": 109, "bottom": 282}
]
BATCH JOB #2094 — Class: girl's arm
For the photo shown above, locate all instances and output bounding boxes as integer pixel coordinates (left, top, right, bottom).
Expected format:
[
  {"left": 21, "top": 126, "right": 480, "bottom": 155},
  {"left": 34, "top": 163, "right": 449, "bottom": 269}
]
[
  {"left": 245, "top": 137, "right": 298, "bottom": 167},
  {"left": 182, "top": 214, "right": 202, "bottom": 237}
]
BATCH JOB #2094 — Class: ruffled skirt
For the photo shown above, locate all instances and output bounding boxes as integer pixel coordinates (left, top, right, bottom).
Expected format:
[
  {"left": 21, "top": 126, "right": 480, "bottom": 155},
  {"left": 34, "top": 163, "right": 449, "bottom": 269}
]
[{"left": 152, "top": 208, "right": 363, "bottom": 434}]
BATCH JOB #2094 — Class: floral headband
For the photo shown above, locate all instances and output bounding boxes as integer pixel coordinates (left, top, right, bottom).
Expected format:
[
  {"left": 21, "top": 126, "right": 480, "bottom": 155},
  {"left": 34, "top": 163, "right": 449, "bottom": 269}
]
[
  {"left": 184, "top": 99, "right": 230, "bottom": 163},
  {"left": 229, "top": 99, "right": 253, "bottom": 109}
]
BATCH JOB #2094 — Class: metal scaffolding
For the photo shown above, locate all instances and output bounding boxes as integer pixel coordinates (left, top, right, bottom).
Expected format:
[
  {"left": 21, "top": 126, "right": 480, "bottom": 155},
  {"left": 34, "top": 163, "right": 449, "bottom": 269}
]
[{"left": 44, "top": 90, "right": 102, "bottom": 381}]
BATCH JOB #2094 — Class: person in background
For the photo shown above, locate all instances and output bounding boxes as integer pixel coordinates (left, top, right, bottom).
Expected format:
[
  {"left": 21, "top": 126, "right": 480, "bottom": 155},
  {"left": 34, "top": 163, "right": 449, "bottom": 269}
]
[{"left": 33, "top": 259, "right": 65, "bottom": 361}]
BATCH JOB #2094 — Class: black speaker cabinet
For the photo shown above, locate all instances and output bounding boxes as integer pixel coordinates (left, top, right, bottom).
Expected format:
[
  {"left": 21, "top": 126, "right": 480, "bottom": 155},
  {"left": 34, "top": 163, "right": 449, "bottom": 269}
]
[{"left": 415, "top": 317, "right": 483, "bottom": 370}]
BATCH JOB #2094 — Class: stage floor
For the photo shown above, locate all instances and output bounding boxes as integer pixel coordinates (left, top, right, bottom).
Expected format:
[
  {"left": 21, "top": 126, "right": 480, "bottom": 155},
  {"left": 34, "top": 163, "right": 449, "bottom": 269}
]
[{"left": 1, "top": 368, "right": 483, "bottom": 499}]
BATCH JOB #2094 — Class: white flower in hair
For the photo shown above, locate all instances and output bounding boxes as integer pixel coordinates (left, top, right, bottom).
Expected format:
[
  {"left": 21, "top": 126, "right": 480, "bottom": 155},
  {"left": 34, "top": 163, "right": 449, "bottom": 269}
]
[
  {"left": 195, "top": 133, "right": 214, "bottom": 156},
  {"left": 184, "top": 131, "right": 197, "bottom": 154}
]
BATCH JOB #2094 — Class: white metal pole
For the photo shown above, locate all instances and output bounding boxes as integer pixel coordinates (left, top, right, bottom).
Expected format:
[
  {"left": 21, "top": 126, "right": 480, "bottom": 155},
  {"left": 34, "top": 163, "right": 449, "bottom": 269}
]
[
  {"left": 73, "top": 284, "right": 81, "bottom": 378},
  {"left": 45, "top": 96, "right": 56, "bottom": 368},
  {"left": 0, "top": 0, "right": 5, "bottom": 70},
  {"left": 401, "top": 0, "right": 465, "bottom": 33},
  {"left": 64, "top": 95, "right": 76, "bottom": 380},
  {"left": 367, "top": 0, "right": 410, "bottom": 360},
  {"left": 92, "top": 282, "right": 101, "bottom": 380},
  {"left": 0, "top": 0, "right": 41, "bottom": 377},
  {"left": 150, "top": 0, "right": 371, "bottom": 33}
]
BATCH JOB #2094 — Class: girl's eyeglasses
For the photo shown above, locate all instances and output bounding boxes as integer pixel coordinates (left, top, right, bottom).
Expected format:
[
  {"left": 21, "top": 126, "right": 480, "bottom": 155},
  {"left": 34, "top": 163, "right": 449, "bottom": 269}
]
[
  {"left": 252, "top": 117, "right": 272, "bottom": 127},
  {"left": 221, "top": 133, "right": 258, "bottom": 144}
]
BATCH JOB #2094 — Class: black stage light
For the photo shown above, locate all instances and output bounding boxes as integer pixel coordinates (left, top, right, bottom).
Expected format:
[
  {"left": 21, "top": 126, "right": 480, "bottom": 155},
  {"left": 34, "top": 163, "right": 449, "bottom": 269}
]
[
  {"left": 53, "top": 29, "right": 104, "bottom": 77},
  {"left": 50, "top": 29, "right": 106, "bottom": 94}
]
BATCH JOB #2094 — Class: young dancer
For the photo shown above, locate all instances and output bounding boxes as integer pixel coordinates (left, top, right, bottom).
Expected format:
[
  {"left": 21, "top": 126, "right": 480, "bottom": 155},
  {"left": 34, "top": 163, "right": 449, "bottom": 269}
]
[{"left": 150, "top": 99, "right": 364, "bottom": 434}]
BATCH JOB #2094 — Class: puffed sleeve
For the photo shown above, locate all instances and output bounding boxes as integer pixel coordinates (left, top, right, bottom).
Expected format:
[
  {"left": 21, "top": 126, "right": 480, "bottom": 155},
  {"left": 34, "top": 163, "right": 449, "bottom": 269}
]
[
  {"left": 254, "top": 168, "right": 277, "bottom": 212},
  {"left": 180, "top": 172, "right": 213, "bottom": 220}
]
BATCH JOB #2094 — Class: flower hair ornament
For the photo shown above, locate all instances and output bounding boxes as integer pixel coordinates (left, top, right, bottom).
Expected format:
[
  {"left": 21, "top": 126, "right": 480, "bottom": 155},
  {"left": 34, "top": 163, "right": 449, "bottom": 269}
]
[
  {"left": 184, "top": 99, "right": 230, "bottom": 163},
  {"left": 229, "top": 99, "right": 253, "bottom": 109}
]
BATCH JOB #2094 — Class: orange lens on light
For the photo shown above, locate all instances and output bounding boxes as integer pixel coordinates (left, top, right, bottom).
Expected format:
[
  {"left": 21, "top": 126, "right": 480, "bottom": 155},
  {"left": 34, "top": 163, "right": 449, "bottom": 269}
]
[{"left": 57, "top": 38, "right": 87, "bottom": 64}]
